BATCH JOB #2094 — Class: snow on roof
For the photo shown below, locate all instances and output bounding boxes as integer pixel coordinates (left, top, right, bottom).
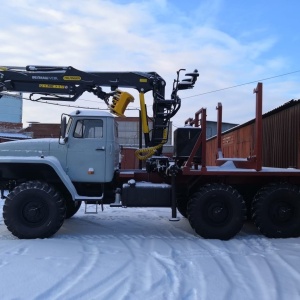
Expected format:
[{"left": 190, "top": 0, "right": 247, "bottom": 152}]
[
  {"left": 69, "top": 110, "right": 113, "bottom": 117},
  {"left": 0, "top": 132, "right": 32, "bottom": 139}
]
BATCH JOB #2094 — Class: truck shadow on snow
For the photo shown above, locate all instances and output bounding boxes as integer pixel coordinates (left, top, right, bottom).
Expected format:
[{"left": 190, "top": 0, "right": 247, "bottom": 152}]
[{"left": 56, "top": 208, "right": 262, "bottom": 241}]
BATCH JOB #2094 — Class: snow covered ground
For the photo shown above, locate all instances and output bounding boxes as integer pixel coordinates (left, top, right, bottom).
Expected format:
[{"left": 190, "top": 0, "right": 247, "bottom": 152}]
[{"left": 1, "top": 199, "right": 300, "bottom": 300}]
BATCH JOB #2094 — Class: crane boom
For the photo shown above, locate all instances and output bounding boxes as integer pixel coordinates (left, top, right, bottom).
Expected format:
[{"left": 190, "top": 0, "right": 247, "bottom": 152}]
[{"left": 0, "top": 65, "right": 199, "bottom": 156}]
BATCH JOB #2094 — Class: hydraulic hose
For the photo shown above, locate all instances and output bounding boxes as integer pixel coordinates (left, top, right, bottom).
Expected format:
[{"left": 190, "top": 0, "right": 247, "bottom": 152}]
[{"left": 135, "top": 129, "right": 168, "bottom": 160}]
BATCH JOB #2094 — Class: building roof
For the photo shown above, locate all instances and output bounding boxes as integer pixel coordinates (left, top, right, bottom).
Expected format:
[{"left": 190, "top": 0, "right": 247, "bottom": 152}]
[
  {"left": 263, "top": 99, "right": 300, "bottom": 117},
  {"left": 210, "top": 99, "right": 300, "bottom": 137}
]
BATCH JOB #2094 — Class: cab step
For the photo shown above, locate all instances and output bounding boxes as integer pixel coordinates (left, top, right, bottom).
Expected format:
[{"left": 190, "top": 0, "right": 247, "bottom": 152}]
[{"left": 84, "top": 201, "right": 100, "bottom": 214}]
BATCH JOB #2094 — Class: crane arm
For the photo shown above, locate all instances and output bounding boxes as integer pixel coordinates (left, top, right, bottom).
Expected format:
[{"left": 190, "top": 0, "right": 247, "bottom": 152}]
[
  {"left": 0, "top": 65, "right": 199, "bottom": 155},
  {"left": 0, "top": 65, "right": 165, "bottom": 101}
]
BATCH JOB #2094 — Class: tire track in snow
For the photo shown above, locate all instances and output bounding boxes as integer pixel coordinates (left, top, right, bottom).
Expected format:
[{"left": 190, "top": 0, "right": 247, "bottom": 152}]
[
  {"left": 72, "top": 261, "right": 133, "bottom": 300},
  {"left": 150, "top": 250, "right": 182, "bottom": 299},
  {"left": 5, "top": 246, "right": 28, "bottom": 256},
  {"left": 0, "top": 259, "right": 8, "bottom": 268},
  {"left": 123, "top": 238, "right": 163, "bottom": 299},
  {"left": 276, "top": 250, "right": 300, "bottom": 279},
  {"left": 264, "top": 248, "right": 300, "bottom": 299},
  {"left": 232, "top": 238, "right": 280, "bottom": 300},
  {"left": 147, "top": 247, "right": 204, "bottom": 300},
  {"left": 246, "top": 257, "right": 279, "bottom": 300},
  {"left": 70, "top": 231, "right": 139, "bottom": 300},
  {"left": 2, "top": 203, "right": 300, "bottom": 299},
  {"left": 38, "top": 236, "right": 136, "bottom": 299},
  {"left": 35, "top": 242, "right": 100, "bottom": 300},
  {"left": 236, "top": 237, "right": 280, "bottom": 299},
  {"left": 109, "top": 233, "right": 193, "bottom": 300},
  {"left": 209, "top": 252, "right": 239, "bottom": 299},
  {"left": 0, "top": 242, "right": 29, "bottom": 268}
]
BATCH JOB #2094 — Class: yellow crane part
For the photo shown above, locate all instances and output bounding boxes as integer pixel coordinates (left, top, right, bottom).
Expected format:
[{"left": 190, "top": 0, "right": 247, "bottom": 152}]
[
  {"left": 135, "top": 129, "right": 168, "bottom": 160},
  {"left": 139, "top": 92, "right": 150, "bottom": 134},
  {"left": 109, "top": 89, "right": 134, "bottom": 117}
]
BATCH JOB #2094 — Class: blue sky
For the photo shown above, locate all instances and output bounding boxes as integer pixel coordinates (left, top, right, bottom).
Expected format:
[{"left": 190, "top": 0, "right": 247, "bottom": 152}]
[{"left": 1, "top": 0, "right": 300, "bottom": 127}]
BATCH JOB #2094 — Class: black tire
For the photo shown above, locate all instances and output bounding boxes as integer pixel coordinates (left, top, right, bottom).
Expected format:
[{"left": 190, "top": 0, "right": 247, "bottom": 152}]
[
  {"left": 65, "top": 197, "right": 82, "bottom": 219},
  {"left": 3, "top": 181, "right": 66, "bottom": 239},
  {"left": 252, "top": 183, "right": 300, "bottom": 238},
  {"left": 187, "top": 183, "right": 246, "bottom": 240},
  {"left": 177, "top": 190, "right": 188, "bottom": 218}
]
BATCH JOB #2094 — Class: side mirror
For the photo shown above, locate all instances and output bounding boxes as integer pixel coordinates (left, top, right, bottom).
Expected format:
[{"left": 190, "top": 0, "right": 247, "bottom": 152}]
[{"left": 60, "top": 116, "right": 67, "bottom": 139}]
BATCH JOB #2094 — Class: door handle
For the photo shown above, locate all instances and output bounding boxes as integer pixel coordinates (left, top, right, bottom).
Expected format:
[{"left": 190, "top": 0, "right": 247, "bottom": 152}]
[{"left": 96, "top": 146, "right": 105, "bottom": 151}]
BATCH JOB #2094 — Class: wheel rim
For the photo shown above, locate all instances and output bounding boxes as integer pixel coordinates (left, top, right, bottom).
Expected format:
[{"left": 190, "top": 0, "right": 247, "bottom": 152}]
[
  {"left": 22, "top": 201, "right": 48, "bottom": 225},
  {"left": 270, "top": 201, "right": 293, "bottom": 224},
  {"left": 205, "top": 199, "right": 230, "bottom": 226}
]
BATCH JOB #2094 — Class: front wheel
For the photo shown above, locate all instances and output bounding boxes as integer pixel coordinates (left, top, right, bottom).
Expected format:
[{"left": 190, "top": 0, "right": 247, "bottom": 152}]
[
  {"left": 3, "top": 181, "right": 66, "bottom": 239},
  {"left": 187, "top": 183, "right": 246, "bottom": 240}
]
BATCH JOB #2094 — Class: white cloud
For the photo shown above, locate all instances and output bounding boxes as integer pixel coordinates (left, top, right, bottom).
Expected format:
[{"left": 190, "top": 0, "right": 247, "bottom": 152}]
[{"left": 0, "top": 0, "right": 298, "bottom": 128}]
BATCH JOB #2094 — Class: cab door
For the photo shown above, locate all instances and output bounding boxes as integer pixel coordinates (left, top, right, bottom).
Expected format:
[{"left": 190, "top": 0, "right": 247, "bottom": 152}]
[{"left": 66, "top": 118, "right": 108, "bottom": 182}]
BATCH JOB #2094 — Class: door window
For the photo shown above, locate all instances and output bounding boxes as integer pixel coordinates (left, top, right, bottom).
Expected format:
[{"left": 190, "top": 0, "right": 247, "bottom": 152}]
[{"left": 73, "top": 119, "right": 103, "bottom": 139}]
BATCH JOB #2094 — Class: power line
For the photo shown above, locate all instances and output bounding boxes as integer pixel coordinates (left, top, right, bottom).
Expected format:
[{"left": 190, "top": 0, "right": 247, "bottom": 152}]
[
  {"left": 0, "top": 92, "right": 108, "bottom": 110},
  {"left": 26, "top": 98, "right": 104, "bottom": 110},
  {"left": 182, "top": 70, "right": 300, "bottom": 99}
]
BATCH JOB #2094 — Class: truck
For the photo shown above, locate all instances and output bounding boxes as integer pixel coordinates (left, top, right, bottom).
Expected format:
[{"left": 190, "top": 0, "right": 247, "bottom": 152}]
[{"left": 0, "top": 65, "right": 300, "bottom": 240}]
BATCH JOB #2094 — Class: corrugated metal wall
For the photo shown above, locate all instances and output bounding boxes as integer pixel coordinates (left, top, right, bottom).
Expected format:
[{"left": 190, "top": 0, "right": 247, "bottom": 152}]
[
  {"left": 262, "top": 103, "right": 300, "bottom": 168},
  {"left": 206, "top": 100, "right": 300, "bottom": 168}
]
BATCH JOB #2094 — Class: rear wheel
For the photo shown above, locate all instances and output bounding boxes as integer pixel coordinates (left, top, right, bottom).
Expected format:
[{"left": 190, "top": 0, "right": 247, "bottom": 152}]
[
  {"left": 252, "top": 183, "right": 300, "bottom": 238},
  {"left": 3, "top": 181, "right": 66, "bottom": 239},
  {"left": 187, "top": 183, "right": 246, "bottom": 240}
]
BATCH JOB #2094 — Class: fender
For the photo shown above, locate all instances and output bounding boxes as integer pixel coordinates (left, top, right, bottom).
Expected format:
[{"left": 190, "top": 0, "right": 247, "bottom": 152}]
[{"left": 0, "top": 155, "right": 103, "bottom": 201}]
